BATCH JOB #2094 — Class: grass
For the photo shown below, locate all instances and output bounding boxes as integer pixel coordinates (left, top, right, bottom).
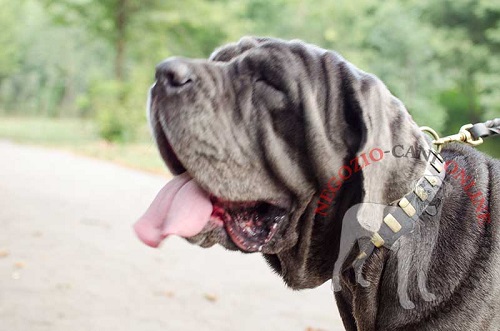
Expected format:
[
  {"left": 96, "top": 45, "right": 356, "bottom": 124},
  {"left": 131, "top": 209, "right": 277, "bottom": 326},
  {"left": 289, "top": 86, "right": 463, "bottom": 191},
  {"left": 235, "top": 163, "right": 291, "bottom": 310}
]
[
  {"left": 1, "top": 116, "right": 497, "bottom": 175},
  {"left": 0, "top": 116, "right": 168, "bottom": 175}
]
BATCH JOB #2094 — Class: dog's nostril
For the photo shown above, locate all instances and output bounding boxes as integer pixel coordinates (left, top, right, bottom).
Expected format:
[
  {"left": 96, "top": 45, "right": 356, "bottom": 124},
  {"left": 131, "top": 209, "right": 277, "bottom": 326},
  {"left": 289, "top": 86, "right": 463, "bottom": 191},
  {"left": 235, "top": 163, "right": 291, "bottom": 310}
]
[
  {"left": 166, "top": 72, "right": 192, "bottom": 87},
  {"left": 156, "top": 58, "right": 194, "bottom": 88}
]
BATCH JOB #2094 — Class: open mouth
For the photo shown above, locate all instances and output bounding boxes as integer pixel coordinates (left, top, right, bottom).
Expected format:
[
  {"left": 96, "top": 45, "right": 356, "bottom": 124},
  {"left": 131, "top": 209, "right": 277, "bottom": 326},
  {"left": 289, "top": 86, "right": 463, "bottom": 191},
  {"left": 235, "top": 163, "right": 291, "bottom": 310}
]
[
  {"left": 212, "top": 199, "right": 287, "bottom": 252},
  {"left": 134, "top": 114, "right": 288, "bottom": 252}
]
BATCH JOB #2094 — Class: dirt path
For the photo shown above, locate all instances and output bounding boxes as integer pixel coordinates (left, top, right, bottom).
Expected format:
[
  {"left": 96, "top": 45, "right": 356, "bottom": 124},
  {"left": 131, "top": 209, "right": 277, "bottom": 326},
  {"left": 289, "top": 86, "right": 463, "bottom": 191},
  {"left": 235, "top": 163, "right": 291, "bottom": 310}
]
[{"left": 0, "top": 141, "right": 344, "bottom": 331}]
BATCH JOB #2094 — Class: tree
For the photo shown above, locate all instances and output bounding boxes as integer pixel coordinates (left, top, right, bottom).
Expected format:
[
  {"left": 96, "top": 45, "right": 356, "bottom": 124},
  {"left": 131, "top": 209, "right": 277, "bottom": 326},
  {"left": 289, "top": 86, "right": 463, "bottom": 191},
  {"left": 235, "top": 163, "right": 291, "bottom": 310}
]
[
  {"left": 418, "top": 0, "right": 500, "bottom": 156},
  {"left": 42, "top": 0, "right": 157, "bottom": 81},
  {"left": 41, "top": 0, "right": 241, "bottom": 141},
  {"left": 238, "top": 0, "right": 449, "bottom": 129},
  {"left": 0, "top": 0, "right": 22, "bottom": 81}
]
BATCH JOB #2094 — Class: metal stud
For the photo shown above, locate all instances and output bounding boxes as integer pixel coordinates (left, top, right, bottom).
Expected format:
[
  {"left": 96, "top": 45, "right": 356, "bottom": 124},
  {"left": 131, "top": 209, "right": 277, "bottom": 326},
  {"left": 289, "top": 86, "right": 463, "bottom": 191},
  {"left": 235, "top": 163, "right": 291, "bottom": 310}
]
[
  {"left": 415, "top": 186, "right": 428, "bottom": 201},
  {"left": 431, "top": 160, "right": 443, "bottom": 173},
  {"left": 356, "top": 251, "right": 367, "bottom": 260},
  {"left": 384, "top": 213, "right": 402, "bottom": 233},
  {"left": 425, "top": 175, "right": 438, "bottom": 187},
  {"left": 399, "top": 197, "right": 416, "bottom": 217},
  {"left": 371, "top": 232, "right": 385, "bottom": 248}
]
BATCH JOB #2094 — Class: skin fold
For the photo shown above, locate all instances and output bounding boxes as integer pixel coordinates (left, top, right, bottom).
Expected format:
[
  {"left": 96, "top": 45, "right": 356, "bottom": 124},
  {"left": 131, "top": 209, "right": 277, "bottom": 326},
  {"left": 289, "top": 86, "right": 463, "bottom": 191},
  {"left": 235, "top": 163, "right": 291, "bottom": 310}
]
[{"left": 149, "top": 37, "right": 500, "bottom": 330}]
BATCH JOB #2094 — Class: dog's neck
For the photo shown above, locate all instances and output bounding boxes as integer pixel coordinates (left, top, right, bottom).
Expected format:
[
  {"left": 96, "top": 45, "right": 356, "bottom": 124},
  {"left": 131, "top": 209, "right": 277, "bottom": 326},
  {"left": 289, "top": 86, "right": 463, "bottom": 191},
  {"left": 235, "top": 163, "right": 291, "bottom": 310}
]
[
  {"left": 382, "top": 135, "right": 439, "bottom": 204},
  {"left": 331, "top": 131, "right": 448, "bottom": 330}
]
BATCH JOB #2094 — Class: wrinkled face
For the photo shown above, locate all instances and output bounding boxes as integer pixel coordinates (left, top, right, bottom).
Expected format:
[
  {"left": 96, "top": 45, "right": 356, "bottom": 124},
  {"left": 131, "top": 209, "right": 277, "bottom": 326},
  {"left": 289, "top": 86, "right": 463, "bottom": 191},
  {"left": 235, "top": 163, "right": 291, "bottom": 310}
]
[{"left": 136, "top": 37, "right": 373, "bottom": 288}]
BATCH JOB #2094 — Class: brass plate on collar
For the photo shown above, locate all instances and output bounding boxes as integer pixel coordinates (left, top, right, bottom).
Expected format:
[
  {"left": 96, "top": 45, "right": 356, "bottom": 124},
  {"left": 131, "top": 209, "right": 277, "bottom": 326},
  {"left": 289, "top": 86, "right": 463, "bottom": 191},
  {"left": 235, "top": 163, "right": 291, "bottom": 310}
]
[
  {"left": 415, "top": 185, "right": 428, "bottom": 201},
  {"left": 431, "top": 160, "right": 443, "bottom": 173},
  {"left": 425, "top": 175, "right": 438, "bottom": 186},
  {"left": 432, "top": 150, "right": 444, "bottom": 162},
  {"left": 371, "top": 232, "right": 385, "bottom": 248},
  {"left": 356, "top": 251, "right": 367, "bottom": 260},
  {"left": 398, "top": 197, "right": 416, "bottom": 217},
  {"left": 384, "top": 213, "right": 402, "bottom": 233}
]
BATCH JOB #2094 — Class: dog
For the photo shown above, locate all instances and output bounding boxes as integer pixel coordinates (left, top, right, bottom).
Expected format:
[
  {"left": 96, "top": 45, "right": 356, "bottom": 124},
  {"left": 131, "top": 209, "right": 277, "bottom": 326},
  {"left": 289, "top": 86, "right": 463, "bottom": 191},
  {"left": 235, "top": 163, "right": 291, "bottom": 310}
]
[{"left": 134, "top": 37, "right": 500, "bottom": 330}]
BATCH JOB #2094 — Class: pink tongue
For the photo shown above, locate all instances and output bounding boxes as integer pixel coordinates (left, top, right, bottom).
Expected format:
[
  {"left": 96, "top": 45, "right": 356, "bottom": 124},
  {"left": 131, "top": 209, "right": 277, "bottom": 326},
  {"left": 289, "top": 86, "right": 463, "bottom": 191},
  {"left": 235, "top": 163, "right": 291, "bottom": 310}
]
[{"left": 133, "top": 173, "right": 213, "bottom": 248}]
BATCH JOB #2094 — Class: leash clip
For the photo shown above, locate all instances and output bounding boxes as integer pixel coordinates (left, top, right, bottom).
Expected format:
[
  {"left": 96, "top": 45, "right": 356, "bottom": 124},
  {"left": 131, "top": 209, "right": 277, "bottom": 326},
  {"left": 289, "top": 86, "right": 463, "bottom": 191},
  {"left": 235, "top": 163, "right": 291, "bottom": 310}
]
[
  {"left": 421, "top": 124, "right": 483, "bottom": 152},
  {"left": 434, "top": 124, "right": 484, "bottom": 147}
]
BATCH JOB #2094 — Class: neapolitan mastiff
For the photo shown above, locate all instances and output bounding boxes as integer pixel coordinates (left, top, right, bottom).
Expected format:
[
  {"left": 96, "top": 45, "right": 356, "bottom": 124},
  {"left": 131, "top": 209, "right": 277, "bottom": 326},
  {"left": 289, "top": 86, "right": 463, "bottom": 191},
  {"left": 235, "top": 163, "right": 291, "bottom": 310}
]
[{"left": 134, "top": 37, "right": 500, "bottom": 330}]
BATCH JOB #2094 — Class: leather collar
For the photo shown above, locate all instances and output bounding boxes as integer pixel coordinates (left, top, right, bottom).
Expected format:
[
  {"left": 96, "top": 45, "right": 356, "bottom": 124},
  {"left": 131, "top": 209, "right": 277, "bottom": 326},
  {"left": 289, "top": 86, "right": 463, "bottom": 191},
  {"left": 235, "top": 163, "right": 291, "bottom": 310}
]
[{"left": 367, "top": 148, "right": 445, "bottom": 251}]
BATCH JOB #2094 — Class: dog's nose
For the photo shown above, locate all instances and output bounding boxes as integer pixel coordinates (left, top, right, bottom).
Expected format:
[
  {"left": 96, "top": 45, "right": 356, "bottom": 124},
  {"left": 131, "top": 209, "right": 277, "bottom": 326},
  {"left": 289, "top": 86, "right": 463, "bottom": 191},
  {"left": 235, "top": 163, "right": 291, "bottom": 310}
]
[{"left": 155, "top": 58, "right": 193, "bottom": 88}]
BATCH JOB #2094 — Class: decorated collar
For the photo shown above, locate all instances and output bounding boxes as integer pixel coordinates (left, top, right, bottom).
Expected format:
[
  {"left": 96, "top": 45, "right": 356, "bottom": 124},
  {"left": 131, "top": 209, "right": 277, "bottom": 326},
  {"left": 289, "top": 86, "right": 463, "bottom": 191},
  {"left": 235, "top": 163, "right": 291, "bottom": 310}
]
[
  {"left": 332, "top": 147, "right": 446, "bottom": 291},
  {"left": 367, "top": 148, "right": 445, "bottom": 250}
]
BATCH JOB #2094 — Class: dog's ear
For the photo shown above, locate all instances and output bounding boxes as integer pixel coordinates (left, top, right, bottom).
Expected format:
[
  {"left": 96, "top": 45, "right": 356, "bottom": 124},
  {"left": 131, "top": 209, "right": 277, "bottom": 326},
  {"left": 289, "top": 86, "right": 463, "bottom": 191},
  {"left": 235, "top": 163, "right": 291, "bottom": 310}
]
[
  {"left": 343, "top": 63, "right": 428, "bottom": 231},
  {"left": 304, "top": 52, "right": 428, "bottom": 231}
]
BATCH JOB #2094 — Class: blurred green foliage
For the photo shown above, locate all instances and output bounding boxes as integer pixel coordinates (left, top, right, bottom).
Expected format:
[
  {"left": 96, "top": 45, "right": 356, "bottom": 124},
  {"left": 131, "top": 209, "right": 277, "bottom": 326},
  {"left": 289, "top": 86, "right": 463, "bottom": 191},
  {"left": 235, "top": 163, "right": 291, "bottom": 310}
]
[{"left": 0, "top": 0, "right": 498, "bottom": 155}]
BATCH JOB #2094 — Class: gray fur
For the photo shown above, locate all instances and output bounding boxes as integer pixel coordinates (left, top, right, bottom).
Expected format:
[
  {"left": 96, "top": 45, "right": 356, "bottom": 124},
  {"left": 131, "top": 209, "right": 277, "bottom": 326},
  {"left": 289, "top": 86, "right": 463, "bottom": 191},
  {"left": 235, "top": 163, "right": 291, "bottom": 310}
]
[{"left": 150, "top": 37, "right": 500, "bottom": 330}]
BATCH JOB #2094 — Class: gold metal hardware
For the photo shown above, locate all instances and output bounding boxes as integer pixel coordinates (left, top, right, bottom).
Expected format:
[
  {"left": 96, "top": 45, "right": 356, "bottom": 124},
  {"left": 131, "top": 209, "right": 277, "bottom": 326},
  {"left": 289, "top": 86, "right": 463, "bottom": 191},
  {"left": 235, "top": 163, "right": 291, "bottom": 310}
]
[
  {"left": 425, "top": 175, "right": 438, "bottom": 186},
  {"left": 431, "top": 159, "right": 443, "bottom": 173},
  {"left": 420, "top": 126, "right": 442, "bottom": 152},
  {"left": 371, "top": 233, "right": 385, "bottom": 248},
  {"left": 421, "top": 124, "right": 483, "bottom": 153},
  {"left": 384, "top": 214, "right": 402, "bottom": 233},
  {"left": 398, "top": 197, "right": 416, "bottom": 217},
  {"left": 356, "top": 251, "right": 367, "bottom": 260},
  {"left": 415, "top": 186, "right": 428, "bottom": 201}
]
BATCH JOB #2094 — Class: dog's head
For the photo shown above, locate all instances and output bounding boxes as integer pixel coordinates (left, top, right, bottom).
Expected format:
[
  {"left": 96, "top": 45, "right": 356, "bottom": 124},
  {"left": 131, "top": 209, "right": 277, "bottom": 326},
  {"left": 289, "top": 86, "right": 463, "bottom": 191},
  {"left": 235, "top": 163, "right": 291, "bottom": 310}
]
[{"left": 134, "top": 37, "right": 425, "bottom": 289}]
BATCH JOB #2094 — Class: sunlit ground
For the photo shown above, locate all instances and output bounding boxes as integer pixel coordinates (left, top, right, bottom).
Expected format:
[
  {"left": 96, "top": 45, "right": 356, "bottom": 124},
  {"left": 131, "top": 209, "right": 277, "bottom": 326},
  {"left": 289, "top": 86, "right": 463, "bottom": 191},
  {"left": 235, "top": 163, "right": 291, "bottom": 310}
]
[{"left": 0, "top": 117, "right": 167, "bottom": 175}]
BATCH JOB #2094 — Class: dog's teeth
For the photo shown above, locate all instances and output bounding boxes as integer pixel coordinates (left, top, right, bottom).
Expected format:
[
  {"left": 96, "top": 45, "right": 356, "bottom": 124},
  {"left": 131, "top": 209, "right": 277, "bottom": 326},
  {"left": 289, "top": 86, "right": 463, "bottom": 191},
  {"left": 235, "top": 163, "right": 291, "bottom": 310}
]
[
  {"left": 245, "top": 226, "right": 256, "bottom": 236},
  {"left": 272, "top": 223, "right": 278, "bottom": 229},
  {"left": 258, "top": 245, "right": 263, "bottom": 252}
]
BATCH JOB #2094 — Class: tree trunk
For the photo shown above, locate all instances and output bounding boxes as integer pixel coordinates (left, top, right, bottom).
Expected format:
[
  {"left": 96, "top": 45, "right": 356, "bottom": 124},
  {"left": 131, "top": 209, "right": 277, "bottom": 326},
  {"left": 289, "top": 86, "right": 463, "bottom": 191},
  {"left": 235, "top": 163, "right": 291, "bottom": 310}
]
[{"left": 115, "top": 0, "right": 127, "bottom": 82}]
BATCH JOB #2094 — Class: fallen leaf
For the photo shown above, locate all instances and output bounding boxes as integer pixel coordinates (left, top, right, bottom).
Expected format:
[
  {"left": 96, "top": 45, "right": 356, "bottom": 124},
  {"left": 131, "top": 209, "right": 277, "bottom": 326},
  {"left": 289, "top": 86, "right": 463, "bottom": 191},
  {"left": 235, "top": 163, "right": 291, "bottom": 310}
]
[
  {"left": 164, "top": 291, "right": 175, "bottom": 298},
  {"left": 0, "top": 249, "right": 9, "bottom": 258},
  {"left": 203, "top": 293, "right": 217, "bottom": 302},
  {"left": 152, "top": 290, "right": 175, "bottom": 298},
  {"left": 14, "top": 261, "right": 25, "bottom": 269}
]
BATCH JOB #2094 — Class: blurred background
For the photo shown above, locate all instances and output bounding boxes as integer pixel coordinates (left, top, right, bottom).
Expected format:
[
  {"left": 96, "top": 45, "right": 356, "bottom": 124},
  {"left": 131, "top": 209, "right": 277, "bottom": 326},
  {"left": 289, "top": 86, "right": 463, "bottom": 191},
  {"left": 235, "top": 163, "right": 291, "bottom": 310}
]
[
  {"left": 0, "top": 1, "right": 498, "bottom": 331},
  {"left": 0, "top": 0, "right": 498, "bottom": 164}
]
